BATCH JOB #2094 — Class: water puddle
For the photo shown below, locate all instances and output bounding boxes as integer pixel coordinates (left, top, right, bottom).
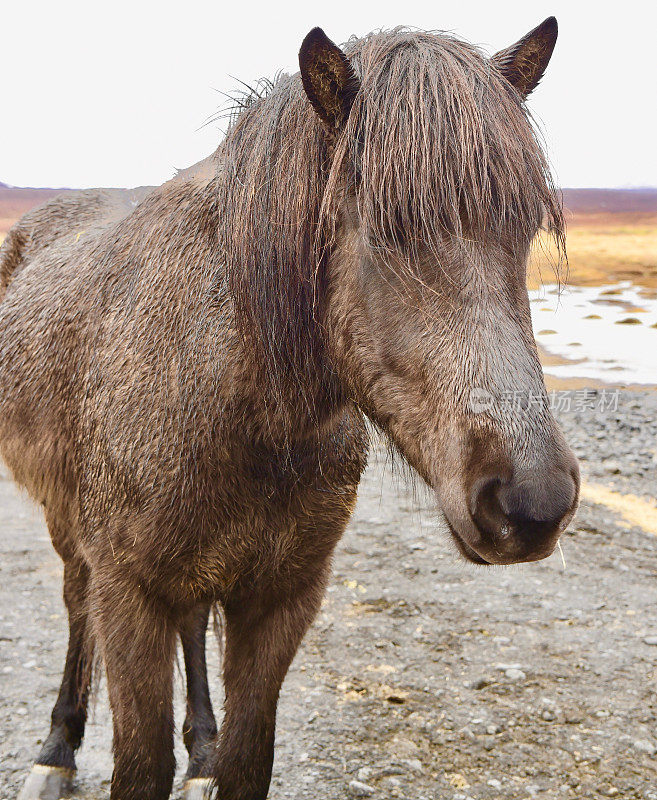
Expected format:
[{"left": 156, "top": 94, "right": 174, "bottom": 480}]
[{"left": 530, "top": 282, "right": 657, "bottom": 386}]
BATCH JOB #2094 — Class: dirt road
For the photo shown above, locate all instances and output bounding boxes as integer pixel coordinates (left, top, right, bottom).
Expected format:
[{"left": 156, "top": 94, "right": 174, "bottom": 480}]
[{"left": 1, "top": 391, "right": 656, "bottom": 800}]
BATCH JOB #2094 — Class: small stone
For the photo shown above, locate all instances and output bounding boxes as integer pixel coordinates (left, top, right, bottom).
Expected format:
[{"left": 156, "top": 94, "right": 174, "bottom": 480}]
[
  {"left": 541, "top": 708, "right": 556, "bottom": 721},
  {"left": 378, "top": 764, "right": 405, "bottom": 777},
  {"left": 505, "top": 668, "right": 526, "bottom": 681},
  {"left": 401, "top": 758, "right": 424, "bottom": 775},
  {"left": 633, "top": 739, "right": 656, "bottom": 756},
  {"left": 487, "top": 778, "right": 502, "bottom": 789},
  {"left": 643, "top": 636, "right": 657, "bottom": 646},
  {"left": 349, "top": 779, "right": 376, "bottom": 797},
  {"left": 17, "top": 707, "right": 27, "bottom": 716},
  {"left": 471, "top": 677, "right": 490, "bottom": 690}
]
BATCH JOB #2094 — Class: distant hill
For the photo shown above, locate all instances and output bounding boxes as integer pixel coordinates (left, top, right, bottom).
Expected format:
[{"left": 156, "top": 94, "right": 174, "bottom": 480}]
[{"left": 562, "top": 188, "right": 657, "bottom": 216}]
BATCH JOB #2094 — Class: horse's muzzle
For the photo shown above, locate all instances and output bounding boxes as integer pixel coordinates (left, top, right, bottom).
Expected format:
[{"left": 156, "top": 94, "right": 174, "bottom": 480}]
[{"left": 445, "top": 455, "right": 580, "bottom": 565}]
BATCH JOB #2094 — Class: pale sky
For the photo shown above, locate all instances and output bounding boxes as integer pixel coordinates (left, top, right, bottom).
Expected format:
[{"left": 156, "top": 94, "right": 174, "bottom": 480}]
[{"left": 2, "top": 0, "right": 654, "bottom": 189}]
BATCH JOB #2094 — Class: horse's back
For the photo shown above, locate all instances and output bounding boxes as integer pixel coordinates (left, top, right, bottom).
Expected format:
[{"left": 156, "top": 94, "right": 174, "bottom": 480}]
[{"left": 0, "top": 186, "right": 153, "bottom": 299}]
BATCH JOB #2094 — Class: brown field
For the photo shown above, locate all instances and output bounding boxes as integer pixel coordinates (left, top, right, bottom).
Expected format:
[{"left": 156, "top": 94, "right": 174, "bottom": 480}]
[
  {"left": 2, "top": 184, "right": 657, "bottom": 290},
  {"left": 529, "top": 217, "right": 657, "bottom": 291},
  {"left": 528, "top": 188, "right": 657, "bottom": 290}
]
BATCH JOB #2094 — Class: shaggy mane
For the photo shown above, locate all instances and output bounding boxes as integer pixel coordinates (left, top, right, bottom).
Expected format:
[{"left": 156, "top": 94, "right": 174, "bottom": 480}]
[{"left": 217, "top": 28, "right": 564, "bottom": 418}]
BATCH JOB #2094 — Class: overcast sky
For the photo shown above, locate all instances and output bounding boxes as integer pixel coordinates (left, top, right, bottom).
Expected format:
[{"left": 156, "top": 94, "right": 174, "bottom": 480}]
[{"left": 2, "top": 0, "right": 654, "bottom": 189}]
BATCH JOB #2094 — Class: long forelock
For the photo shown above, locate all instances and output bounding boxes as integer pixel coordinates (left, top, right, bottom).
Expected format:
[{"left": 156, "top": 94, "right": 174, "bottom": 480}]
[
  {"left": 217, "top": 28, "right": 565, "bottom": 419},
  {"left": 337, "top": 29, "right": 564, "bottom": 260}
]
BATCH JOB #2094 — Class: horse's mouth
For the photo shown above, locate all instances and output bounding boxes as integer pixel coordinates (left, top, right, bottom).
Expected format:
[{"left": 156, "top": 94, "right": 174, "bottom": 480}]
[
  {"left": 444, "top": 514, "right": 564, "bottom": 566},
  {"left": 444, "top": 518, "right": 491, "bottom": 565}
]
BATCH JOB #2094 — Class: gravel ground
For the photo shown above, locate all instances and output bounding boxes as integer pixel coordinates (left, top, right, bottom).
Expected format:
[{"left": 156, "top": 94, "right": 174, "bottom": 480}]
[{"left": 1, "top": 389, "right": 656, "bottom": 800}]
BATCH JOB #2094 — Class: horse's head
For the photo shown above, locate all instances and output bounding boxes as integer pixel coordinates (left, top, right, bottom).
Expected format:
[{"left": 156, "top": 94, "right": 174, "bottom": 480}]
[{"left": 299, "top": 21, "right": 579, "bottom": 565}]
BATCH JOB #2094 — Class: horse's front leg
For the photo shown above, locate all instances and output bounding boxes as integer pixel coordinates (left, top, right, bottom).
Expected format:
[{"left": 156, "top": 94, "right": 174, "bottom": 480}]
[
  {"left": 208, "top": 562, "right": 331, "bottom": 800},
  {"left": 19, "top": 556, "right": 93, "bottom": 800},
  {"left": 90, "top": 569, "right": 178, "bottom": 800}
]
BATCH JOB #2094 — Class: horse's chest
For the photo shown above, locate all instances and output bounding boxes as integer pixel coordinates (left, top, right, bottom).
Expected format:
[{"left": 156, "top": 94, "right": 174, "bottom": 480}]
[
  {"left": 80, "top": 405, "right": 368, "bottom": 604},
  {"left": 165, "top": 479, "right": 354, "bottom": 603},
  {"left": 175, "top": 440, "right": 366, "bottom": 601}
]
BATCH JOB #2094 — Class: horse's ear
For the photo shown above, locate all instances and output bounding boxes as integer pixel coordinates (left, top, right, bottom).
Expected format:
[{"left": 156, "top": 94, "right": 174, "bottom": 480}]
[
  {"left": 299, "top": 27, "right": 360, "bottom": 129},
  {"left": 492, "top": 16, "right": 558, "bottom": 98}
]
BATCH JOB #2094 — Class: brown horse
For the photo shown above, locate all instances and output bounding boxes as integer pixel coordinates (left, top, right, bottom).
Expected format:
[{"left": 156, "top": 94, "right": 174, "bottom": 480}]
[{"left": 1, "top": 19, "right": 579, "bottom": 800}]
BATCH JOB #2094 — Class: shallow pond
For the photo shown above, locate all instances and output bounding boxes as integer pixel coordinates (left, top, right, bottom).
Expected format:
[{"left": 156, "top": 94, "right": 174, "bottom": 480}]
[{"left": 530, "top": 282, "right": 657, "bottom": 386}]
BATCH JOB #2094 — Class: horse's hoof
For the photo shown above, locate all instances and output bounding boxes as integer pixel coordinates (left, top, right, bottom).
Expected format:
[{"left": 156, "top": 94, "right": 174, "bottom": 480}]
[
  {"left": 17, "top": 765, "right": 74, "bottom": 800},
  {"left": 183, "top": 777, "right": 213, "bottom": 800}
]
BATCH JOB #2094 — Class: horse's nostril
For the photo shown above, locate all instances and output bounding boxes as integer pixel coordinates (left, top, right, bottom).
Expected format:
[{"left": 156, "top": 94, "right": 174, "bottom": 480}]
[
  {"left": 470, "top": 476, "right": 506, "bottom": 537},
  {"left": 471, "top": 468, "right": 577, "bottom": 543},
  {"left": 498, "top": 469, "right": 577, "bottom": 532}
]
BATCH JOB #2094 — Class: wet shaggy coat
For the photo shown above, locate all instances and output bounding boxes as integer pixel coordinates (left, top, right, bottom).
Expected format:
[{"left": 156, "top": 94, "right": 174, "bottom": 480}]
[
  {"left": 0, "top": 174, "right": 368, "bottom": 798},
  {"left": 0, "top": 23, "right": 571, "bottom": 800}
]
